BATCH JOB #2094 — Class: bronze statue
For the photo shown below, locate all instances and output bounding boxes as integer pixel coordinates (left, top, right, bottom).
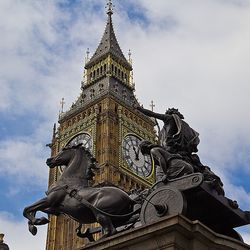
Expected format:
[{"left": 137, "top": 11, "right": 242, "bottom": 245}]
[
  {"left": 23, "top": 108, "right": 250, "bottom": 242},
  {"left": 137, "top": 106, "right": 224, "bottom": 195},
  {"left": 139, "top": 141, "right": 194, "bottom": 182},
  {"left": 23, "top": 144, "right": 138, "bottom": 239},
  {"left": 0, "top": 234, "right": 9, "bottom": 250},
  {"left": 137, "top": 106, "right": 200, "bottom": 155}
]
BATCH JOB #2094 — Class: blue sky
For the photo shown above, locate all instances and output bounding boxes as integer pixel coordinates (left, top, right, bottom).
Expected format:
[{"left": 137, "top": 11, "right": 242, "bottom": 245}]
[{"left": 1, "top": 0, "right": 250, "bottom": 249}]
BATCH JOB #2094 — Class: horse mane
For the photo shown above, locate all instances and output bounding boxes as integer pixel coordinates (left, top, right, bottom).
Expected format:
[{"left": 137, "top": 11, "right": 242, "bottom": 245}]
[{"left": 70, "top": 143, "right": 99, "bottom": 172}]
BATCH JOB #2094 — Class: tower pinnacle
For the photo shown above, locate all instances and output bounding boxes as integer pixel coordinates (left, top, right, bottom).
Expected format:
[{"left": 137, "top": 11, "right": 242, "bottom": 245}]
[{"left": 85, "top": 0, "right": 131, "bottom": 70}]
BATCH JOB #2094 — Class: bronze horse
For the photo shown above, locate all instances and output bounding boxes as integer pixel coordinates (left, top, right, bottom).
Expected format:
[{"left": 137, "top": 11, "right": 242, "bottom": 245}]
[{"left": 23, "top": 145, "right": 136, "bottom": 238}]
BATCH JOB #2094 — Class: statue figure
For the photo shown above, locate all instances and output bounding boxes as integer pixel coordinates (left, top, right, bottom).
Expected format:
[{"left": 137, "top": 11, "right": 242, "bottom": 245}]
[
  {"left": 137, "top": 106, "right": 224, "bottom": 195},
  {"left": 139, "top": 141, "right": 194, "bottom": 182},
  {"left": 0, "top": 234, "right": 9, "bottom": 250},
  {"left": 137, "top": 106, "right": 200, "bottom": 155}
]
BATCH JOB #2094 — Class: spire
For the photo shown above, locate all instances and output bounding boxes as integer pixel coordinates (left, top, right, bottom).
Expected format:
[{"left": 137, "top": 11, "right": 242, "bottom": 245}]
[{"left": 85, "top": 0, "right": 132, "bottom": 70}]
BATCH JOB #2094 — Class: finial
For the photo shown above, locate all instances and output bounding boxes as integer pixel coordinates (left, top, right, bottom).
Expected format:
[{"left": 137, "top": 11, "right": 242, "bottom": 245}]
[
  {"left": 85, "top": 48, "right": 90, "bottom": 63},
  {"left": 60, "top": 97, "right": 65, "bottom": 113},
  {"left": 150, "top": 100, "right": 155, "bottom": 111},
  {"left": 128, "top": 49, "right": 132, "bottom": 65},
  {"left": 106, "top": 0, "right": 114, "bottom": 16}
]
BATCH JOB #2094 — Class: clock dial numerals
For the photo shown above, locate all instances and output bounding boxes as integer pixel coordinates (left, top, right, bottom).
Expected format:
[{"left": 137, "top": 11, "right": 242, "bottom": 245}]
[
  {"left": 59, "top": 133, "right": 92, "bottom": 173},
  {"left": 123, "top": 135, "right": 152, "bottom": 177},
  {"left": 67, "top": 133, "right": 92, "bottom": 151}
]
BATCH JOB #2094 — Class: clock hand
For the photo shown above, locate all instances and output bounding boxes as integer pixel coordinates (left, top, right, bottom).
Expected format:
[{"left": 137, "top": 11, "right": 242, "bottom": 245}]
[{"left": 132, "top": 146, "right": 139, "bottom": 161}]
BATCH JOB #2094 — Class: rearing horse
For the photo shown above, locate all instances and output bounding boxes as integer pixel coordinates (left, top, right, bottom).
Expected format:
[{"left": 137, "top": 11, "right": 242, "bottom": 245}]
[{"left": 23, "top": 144, "right": 136, "bottom": 238}]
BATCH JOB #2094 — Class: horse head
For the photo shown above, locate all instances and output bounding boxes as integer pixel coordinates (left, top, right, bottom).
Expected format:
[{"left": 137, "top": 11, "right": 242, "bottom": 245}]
[
  {"left": 46, "top": 144, "right": 98, "bottom": 181},
  {"left": 46, "top": 145, "right": 78, "bottom": 168}
]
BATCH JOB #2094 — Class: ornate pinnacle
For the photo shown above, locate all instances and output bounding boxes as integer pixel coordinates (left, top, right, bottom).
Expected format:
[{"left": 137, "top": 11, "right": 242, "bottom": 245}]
[
  {"left": 106, "top": 0, "right": 113, "bottom": 16},
  {"left": 60, "top": 97, "right": 65, "bottom": 113},
  {"left": 128, "top": 49, "right": 132, "bottom": 65},
  {"left": 85, "top": 48, "right": 90, "bottom": 63}
]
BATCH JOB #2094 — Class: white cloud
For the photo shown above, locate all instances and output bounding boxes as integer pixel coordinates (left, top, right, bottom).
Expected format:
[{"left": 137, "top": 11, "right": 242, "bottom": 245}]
[
  {"left": 0, "top": 212, "right": 46, "bottom": 250},
  {"left": 0, "top": 138, "right": 49, "bottom": 189},
  {"left": 0, "top": 0, "right": 250, "bottom": 245}
]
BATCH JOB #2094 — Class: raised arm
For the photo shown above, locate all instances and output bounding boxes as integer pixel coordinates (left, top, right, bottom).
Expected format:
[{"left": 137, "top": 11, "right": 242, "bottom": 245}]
[{"left": 136, "top": 106, "right": 166, "bottom": 121}]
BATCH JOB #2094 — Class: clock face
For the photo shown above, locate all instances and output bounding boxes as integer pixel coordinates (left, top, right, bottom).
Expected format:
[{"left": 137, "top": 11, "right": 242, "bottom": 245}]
[
  {"left": 67, "top": 133, "right": 92, "bottom": 151},
  {"left": 123, "top": 135, "right": 152, "bottom": 177},
  {"left": 59, "top": 133, "right": 92, "bottom": 173}
]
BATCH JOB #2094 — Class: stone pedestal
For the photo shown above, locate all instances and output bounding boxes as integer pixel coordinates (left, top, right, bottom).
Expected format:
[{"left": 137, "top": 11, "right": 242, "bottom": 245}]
[{"left": 77, "top": 215, "right": 250, "bottom": 250}]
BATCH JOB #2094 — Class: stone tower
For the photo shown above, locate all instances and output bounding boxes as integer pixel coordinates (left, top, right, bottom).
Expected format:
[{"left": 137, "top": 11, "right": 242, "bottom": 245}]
[{"left": 46, "top": 2, "right": 156, "bottom": 249}]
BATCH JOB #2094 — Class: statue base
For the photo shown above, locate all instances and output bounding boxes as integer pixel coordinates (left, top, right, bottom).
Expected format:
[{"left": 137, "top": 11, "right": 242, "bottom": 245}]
[{"left": 77, "top": 214, "right": 250, "bottom": 250}]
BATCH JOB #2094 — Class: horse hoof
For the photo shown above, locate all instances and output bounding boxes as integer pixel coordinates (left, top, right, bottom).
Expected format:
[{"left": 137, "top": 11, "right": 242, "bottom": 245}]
[
  {"left": 37, "top": 217, "right": 50, "bottom": 225},
  {"left": 29, "top": 224, "right": 37, "bottom": 235}
]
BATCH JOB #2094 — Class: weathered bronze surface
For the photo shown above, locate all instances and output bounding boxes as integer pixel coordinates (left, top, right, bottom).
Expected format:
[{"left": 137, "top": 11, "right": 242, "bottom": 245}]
[
  {"left": 23, "top": 144, "right": 137, "bottom": 239},
  {"left": 137, "top": 105, "right": 224, "bottom": 195},
  {"left": 0, "top": 234, "right": 9, "bottom": 250},
  {"left": 23, "top": 107, "right": 250, "bottom": 244}
]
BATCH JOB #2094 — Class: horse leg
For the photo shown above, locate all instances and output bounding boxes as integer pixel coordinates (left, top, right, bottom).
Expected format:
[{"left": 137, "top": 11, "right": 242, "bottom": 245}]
[
  {"left": 23, "top": 197, "right": 51, "bottom": 235},
  {"left": 23, "top": 197, "right": 50, "bottom": 224},
  {"left": 95, "top": 213, "right": 117, "bottom": 238}
]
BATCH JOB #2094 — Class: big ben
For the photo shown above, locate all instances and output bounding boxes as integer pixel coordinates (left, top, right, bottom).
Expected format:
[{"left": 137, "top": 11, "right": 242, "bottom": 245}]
[{"left": 46, "top": 1, "right": 156, "bottom": 249}]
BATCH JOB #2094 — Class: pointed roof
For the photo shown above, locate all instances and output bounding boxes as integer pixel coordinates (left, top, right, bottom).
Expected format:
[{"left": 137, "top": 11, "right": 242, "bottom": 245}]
[{"left": 85, "top": 2, "right": 132, "bottom": 70}]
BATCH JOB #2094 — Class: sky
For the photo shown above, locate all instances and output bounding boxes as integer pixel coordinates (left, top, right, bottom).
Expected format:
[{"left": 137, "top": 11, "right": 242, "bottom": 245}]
[{"left": 0, "top": 0, "right": 250, "bottom": 249}]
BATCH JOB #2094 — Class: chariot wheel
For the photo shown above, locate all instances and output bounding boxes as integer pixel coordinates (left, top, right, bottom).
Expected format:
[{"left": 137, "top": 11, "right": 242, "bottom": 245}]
[{"left": 140, "top": 186, "right": 186, "bottom": 225}]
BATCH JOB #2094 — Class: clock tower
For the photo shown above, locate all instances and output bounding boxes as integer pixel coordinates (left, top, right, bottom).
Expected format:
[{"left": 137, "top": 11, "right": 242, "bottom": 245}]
[{"left": 46, "top": 1, "right": 156, "bottom": 249}]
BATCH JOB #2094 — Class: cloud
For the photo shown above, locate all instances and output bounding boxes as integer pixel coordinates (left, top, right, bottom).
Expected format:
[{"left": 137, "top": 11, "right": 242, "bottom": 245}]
[
  {"left": 114, "top": 0, "right": 250, "bottom": 175},
  {"left": 0, "top": 212, "right": 46, "bottom": 250},
  {"left": 0, "top": 138, "right": 48, "bottom": 188},
  {"left": 0, "top": 0, "right": 250, "bottom": 246}
]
